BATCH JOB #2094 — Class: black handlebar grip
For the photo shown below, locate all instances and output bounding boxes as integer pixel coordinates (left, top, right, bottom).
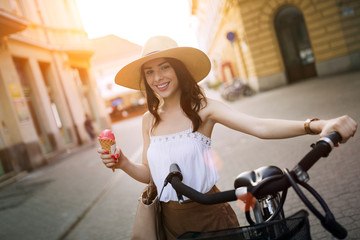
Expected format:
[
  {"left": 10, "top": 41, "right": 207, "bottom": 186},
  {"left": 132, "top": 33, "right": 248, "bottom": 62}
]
[
  {"left": 167, "top": 163, "right": 183, "bottom": 182},
  {"left": 321, "top": 218, "right": 347, "bottom": 239},
  {"left": 326, "top": 131, "right": 342, "bottom": 145},
  {"left": 298, "top": 131, "right": 343, "bottom": 172},
  {"left": 170, "top": 163, "right": 182, "bottom": 175}
]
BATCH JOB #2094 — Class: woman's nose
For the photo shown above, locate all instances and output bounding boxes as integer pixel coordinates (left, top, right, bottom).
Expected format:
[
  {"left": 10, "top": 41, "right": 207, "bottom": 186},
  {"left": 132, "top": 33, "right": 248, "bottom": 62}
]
[{"left": 154, "top": 71, "right": 163, "bottom": 82}]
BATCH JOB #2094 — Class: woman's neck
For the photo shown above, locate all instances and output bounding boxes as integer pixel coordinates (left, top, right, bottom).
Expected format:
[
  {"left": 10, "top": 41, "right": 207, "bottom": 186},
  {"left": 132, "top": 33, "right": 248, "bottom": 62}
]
[{"left": 161, "top": 90, "right": 181, "bottom": 113}]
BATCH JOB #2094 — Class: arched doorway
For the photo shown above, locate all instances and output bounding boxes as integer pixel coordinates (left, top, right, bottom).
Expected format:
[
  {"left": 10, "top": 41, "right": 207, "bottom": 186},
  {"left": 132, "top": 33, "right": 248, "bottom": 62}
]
[
  {"left": 221, "top": 61, "right": 236, "bottom": 83},
  {"left": 275, "top": 6, "right": 317, "bottom": 83}
]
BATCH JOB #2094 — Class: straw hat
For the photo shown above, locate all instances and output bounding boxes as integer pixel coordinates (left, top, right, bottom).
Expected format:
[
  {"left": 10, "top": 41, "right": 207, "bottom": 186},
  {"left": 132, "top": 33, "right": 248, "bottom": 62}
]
[{"left": 115, "top": 36, "right": 211, "bottom": 90}]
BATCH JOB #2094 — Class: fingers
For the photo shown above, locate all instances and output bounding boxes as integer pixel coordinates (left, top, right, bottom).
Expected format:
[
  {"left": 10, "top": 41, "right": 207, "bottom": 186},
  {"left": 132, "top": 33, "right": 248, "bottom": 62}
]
[
  {"left": 102, "top": 157, "right": 115, "bottom": 168},
  {"left": 102, "top": 154, "right": 118, "bottom": 169},
  {"left": 98, "top": 147, "right": 118, "bottom": 169},
  {"left": 322, "top": 115, "right": 358, "bottom": 144},
  {"left": 114, "top": 146, "right": 121, "bottom": 155},
  {"left": 346, "top": 116, "right": 357, "bottom": 136},
  {"left": 337, "top": 115, "right": 357, "bottom": 143},
  {"left": 97, "top": 147, "right": 109, "bottom": 154}
]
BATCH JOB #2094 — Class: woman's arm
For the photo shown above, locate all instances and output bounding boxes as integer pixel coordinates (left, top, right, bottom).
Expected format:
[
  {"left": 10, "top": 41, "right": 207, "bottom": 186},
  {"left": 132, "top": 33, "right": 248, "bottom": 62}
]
[
  {"left": 98, "top": 112, "right": 152, "bottom": 183},
  {"left": 206, "top": 98, "right": 357, "bottom": 142}
]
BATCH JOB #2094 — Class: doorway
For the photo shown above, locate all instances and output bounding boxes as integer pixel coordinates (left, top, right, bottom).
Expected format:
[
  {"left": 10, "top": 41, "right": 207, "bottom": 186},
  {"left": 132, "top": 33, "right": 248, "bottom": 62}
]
[
  {"left": 13, "top": 57, "right": 54, "bottom": 154},
  {"left": 275, "top": 6, "right": 317, "bottom": 83},
  {"left": 39, "top": 62, "right": 72, "bottom": 144},
  {"left": 72, "top": 68, "right": 95, "bottom": 118}
]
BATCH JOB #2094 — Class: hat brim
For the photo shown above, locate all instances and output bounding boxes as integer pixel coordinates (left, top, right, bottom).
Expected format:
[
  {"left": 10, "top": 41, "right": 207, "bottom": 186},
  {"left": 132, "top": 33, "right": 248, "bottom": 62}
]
[{"left": 115, "top": 47, "right": 211, "bottom": 90}]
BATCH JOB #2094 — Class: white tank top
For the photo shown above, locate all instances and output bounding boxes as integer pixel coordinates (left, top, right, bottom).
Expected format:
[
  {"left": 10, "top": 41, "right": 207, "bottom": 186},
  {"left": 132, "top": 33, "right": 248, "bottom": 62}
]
[{"left": 147, "top": 124, "right": 219, "bottom": 202}]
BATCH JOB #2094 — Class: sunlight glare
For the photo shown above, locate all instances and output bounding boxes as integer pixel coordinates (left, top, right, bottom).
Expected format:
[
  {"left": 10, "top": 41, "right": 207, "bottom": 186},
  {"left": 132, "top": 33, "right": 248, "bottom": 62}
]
[{"left": 76, "top": 0, "right": 198, "bottom": 47}]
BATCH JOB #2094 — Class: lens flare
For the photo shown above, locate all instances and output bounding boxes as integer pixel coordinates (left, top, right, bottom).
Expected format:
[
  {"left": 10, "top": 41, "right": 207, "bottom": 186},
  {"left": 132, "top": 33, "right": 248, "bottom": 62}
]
[
  {"left": 203, "top": 149, "right": 223, "bottom": 171},
  {"left": 236, "top": 192, "right": 256, "bottom": 212}
]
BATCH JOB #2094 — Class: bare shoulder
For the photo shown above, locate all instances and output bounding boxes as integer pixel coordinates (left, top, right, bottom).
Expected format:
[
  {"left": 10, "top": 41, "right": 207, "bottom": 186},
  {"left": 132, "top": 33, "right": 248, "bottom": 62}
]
[
  {"left": 142, "top": 111, "right": 152, "bottom": 133},
  {"left": 142, "top": 111, "right": 151, "bottom": 121},
  {"left": 201, "top": 98, "right": 228, "bottom": 116},
  {"left": 206, "top": 98, "right": 226, "bottom": 108},
  {"left": 199, "top": 98, "right": 227, "bottom": 123}
]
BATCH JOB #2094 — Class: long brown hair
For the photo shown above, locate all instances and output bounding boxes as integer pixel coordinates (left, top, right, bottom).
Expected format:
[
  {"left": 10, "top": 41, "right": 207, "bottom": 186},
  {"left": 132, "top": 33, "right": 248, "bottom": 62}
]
[{"left": 141, "top": 57, "right": 207, "bottom": 132}]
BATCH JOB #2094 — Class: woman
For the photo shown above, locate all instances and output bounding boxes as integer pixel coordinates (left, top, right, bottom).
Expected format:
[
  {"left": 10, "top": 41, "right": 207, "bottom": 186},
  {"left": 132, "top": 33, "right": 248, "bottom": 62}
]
[{"left": 98, "top": 36, "right": 357, "bottom": 239}]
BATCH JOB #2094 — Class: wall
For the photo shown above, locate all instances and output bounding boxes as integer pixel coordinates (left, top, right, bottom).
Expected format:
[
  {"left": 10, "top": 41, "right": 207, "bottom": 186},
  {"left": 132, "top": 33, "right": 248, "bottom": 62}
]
[{"left": 193, "top": 0, "right": 360, "bottom": 91}]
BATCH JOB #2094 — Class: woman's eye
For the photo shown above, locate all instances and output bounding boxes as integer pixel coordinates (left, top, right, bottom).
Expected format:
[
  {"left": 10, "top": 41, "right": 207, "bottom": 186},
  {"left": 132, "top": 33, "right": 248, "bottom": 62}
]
[
  {"left": 145, "top": 70, "right": 153, "bottom": 75},
  {"left": 161, "top": 65, "right": 170, "bottom": 71}
]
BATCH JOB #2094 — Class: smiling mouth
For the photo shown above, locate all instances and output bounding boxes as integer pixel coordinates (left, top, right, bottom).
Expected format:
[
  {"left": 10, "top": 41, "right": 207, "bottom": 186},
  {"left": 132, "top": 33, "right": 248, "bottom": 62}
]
[{"left": 156, "top": 82, "right": 170, "bottom": 90}]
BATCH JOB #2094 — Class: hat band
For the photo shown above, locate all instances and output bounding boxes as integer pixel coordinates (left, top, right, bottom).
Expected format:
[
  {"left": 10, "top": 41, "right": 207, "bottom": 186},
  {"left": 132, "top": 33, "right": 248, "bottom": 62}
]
[{"left": 145, "top": 50, "right": 160, "bottom": 56}]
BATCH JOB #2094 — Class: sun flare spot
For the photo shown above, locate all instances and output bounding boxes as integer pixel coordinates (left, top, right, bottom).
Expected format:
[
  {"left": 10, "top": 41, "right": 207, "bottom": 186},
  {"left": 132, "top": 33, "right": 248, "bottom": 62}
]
[{"left": 202, "top": 149, "right": 223, "bottom": 171}]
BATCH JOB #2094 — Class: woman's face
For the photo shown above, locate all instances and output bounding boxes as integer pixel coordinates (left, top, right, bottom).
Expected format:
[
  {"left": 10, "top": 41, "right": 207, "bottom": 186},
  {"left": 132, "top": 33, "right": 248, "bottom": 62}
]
[{"left": 143, "top": 58, "right": 180, "bottom": 99}]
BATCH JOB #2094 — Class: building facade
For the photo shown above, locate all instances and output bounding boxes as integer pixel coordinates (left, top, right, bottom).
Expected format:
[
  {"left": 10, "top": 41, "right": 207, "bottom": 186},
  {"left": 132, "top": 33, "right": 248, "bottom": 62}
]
[
  {"left": 91, "top": 35, "right": 147, "bottom": 122},
  {"left": 192, "top": 0, "right": 360, "bottom": 91},
  {"left": 0, "top": 0, "right": 111, "bottom": 182}
]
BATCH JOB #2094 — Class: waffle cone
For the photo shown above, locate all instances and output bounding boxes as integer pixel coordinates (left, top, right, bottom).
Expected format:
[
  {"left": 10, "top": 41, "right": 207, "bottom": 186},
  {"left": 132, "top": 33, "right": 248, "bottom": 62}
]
[{"left": 99, "top": 138, "right": 116, "bottom": 172}]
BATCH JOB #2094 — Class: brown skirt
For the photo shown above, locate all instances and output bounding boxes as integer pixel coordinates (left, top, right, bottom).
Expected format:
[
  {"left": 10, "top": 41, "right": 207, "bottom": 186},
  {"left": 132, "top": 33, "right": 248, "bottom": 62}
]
[{"left": 160, "top": 185, "right": 240, "bottom": 240}]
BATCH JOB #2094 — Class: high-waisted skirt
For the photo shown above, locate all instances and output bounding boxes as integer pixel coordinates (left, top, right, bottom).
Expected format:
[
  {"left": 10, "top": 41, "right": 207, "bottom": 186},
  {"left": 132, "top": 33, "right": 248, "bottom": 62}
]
[{"left": 160, "top": 185, "right": 240, "bottom": 240}]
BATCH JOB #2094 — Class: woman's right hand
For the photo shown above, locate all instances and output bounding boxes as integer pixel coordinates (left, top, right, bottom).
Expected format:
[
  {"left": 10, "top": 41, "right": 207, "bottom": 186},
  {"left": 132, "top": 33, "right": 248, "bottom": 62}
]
[{"left": 97, "top": 146, "right": 126, "bottom": 170}]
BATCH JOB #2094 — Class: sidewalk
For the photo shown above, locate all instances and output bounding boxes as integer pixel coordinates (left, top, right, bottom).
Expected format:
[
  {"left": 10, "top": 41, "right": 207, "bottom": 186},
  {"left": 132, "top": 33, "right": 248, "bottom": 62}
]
[
  {"left": 0, "top": 140, "right": 117, "bottom": 240},
  {"left": 0, "top": 140, "right": 97, "bottom": 190}
]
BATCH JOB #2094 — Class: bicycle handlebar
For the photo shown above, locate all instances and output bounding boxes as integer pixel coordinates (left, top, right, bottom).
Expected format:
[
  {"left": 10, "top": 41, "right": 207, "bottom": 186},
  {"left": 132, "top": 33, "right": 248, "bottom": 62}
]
[
  {"left": 166, "top": 162, "right": 238, "bottom": 204},
  {"left": 298, "top": 131, "right": 342, "bottom": 172},
  {"left": 167, "top": 132, "right": 347, "bottom": 239},
  {"left": 168, "top": 132, "right": 342, "bottom": 203},
  {"left": 251, "top": 131, "right": 342, "bottom": 198},
  {"left": 170, "top": 177, "right": 237, "bottom": 204}
]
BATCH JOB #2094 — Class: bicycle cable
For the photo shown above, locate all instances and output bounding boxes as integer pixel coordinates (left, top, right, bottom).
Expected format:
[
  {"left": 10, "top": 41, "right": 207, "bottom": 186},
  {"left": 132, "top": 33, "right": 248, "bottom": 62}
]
[
  {"left": 155, "top": 180, "right": 166, "bottom": 240},
  {"left": 283, "top": 168, "right": 347, "bottom": 239},
  {"left": 284, "top": 168, "right": 330, "bottom": 222}
]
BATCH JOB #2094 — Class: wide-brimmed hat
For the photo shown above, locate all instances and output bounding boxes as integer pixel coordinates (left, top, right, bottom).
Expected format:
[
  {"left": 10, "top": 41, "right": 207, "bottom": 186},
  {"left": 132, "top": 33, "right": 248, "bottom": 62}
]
[{"left": 115, "top": 36, "right": 211, "bottom": 90}]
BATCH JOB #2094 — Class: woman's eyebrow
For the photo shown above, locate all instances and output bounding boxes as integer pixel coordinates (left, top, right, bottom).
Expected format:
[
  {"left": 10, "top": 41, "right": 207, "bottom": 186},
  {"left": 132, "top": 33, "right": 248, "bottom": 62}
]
[
  {"left": 158, "top": 61, "right": 168, "bottom": 66},
  {"left": 143, "top": 61, "right": 168, "bottom": 70}
]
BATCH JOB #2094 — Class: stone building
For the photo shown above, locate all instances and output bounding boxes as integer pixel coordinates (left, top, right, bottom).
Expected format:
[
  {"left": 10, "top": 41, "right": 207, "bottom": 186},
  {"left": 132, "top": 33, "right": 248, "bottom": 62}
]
[
  {"left": 191, "top": 0, "right": 360, "bottom": 91},
  {"left": 0, "top": 0, "right": 110, "bottom": 183}
]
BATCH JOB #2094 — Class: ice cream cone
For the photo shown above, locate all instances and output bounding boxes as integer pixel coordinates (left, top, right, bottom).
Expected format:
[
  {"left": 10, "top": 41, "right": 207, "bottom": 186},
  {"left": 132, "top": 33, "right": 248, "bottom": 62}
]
[{"left": 98, "top": 138, "right": 116, "bottom": 172}]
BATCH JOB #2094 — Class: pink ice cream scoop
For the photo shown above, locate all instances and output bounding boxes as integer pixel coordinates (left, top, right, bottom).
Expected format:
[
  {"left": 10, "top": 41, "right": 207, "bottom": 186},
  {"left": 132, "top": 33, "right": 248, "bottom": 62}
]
[
  {"left": 98, "top": 129, "right": 115, "bottom": 141},
  {"left": 98, "top": 129, "right": 116, "bottom": 172}
]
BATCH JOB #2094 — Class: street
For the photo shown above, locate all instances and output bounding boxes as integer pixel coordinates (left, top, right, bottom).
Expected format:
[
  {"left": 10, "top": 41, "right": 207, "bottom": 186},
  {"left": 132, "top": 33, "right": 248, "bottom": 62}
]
[{"left": 0, "top": 71, "right": 359, "bottom": 240}]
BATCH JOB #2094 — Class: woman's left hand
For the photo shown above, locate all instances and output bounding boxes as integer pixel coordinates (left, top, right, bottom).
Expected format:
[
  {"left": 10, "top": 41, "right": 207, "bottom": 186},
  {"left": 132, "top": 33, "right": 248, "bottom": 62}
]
[{"left": 319, "top": 115, "right": 357, "bottom": 143}]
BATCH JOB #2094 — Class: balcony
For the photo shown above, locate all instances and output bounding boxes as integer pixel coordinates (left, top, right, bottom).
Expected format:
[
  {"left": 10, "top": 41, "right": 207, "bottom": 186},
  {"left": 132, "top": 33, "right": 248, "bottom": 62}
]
[
  {"left": 0, "top": 8, "right": 29, "bottom": 37},
  {"left": 64, "top": 44, "right": 94, "bottom": 60}
]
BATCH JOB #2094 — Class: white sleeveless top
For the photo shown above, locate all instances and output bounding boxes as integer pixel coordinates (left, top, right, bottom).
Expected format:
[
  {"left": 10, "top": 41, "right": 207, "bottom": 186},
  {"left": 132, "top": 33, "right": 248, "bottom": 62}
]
[{"left": 147, "top": 125, "right": 219, "bottom": 202}]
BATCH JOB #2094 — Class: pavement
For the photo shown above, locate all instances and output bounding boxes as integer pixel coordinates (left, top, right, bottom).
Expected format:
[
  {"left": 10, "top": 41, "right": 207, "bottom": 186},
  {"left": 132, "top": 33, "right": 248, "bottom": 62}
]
[{"left": 0, "top": 71, "right": 359, "bottom": 240}]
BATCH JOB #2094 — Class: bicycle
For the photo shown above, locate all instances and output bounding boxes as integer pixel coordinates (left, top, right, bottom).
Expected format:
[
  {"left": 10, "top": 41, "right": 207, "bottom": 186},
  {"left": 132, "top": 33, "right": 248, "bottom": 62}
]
[
  {"left": 164, "top": 132, "right": 347, "bottom": 239},
  {"left": 220, "top": 78, "right": 254, "bottom": 102}
]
